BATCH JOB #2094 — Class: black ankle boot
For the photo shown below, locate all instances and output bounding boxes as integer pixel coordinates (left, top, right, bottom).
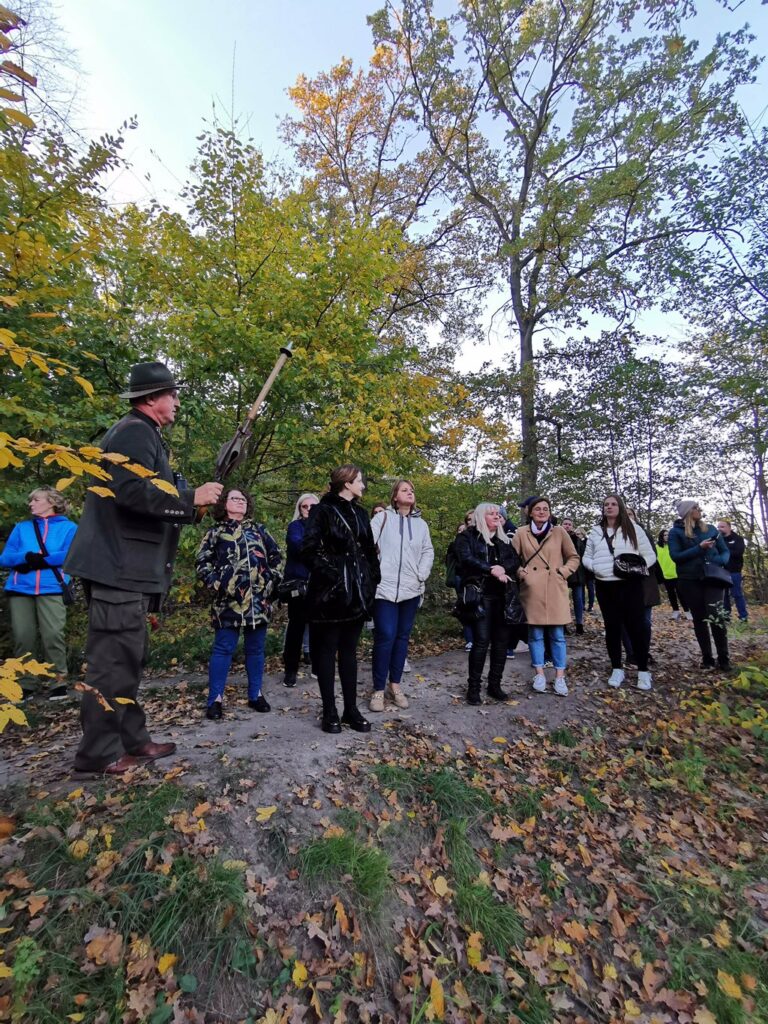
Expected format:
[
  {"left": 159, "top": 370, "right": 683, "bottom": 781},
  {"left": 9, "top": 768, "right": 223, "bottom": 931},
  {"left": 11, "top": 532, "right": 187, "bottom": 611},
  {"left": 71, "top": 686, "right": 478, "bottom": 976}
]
[
  {"left": 283, "top": 671, "right": 297, "bottom": 688},
  {"left": 322, "top": 709, "right": 341, "bottom": 734},
  {"left": 576, "top": 623, "right": 584, "bottom": 635},
  {"left": 487, "top": 682, "right": 508, "bottom": 701},
  {"left": 341, "top": 707, "right": 371, "bottom": 732},
  {"left": 466, "top": 681, "right": 482, "bottom": 706}
]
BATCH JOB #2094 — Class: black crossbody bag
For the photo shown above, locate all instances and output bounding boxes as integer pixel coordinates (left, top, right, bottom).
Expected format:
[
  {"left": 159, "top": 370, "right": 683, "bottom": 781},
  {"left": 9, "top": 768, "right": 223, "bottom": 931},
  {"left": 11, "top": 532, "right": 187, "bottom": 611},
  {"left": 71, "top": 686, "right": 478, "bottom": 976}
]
[{"left": 32, "top": 520, "right": 77, "bottom": 605}]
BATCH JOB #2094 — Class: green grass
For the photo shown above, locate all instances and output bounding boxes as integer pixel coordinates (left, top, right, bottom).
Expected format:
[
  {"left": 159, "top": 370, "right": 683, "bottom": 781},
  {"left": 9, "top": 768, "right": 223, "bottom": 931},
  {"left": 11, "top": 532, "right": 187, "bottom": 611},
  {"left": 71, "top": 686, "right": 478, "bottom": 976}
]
[
  {"left": 454, "top": 883, "right": 524, "bottom": 954},
  {"left": 298, "top": 833, "right": 390, "bottom": 913},
  {"left": 444, "top": 818, "right": 482, "bottom": 885},
  {"left": 510, "top": 785, "right": 544, "bottom": 821},
  {"left": 549, "top": 727, "right": 578, "bottom": 747},
  {"left": 6, "top": 782, "right": 254, "bottom": 1024},
  {"left": 669, "top": 744, "right": 709, "bottom": 794},
  {"left": 372, "top": 764, "right": 493, "bottom": 821}
]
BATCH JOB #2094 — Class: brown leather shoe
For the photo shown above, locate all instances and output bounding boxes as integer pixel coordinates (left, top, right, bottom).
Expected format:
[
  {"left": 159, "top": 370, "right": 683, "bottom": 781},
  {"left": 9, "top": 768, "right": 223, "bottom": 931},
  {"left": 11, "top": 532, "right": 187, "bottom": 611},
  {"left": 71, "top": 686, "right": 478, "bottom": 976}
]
[
  {"left": 129, "top": 741, "right": 177, "bottom": 762},
  {"left": 74, "top": 753, "right": 141, "bottom": 776}
]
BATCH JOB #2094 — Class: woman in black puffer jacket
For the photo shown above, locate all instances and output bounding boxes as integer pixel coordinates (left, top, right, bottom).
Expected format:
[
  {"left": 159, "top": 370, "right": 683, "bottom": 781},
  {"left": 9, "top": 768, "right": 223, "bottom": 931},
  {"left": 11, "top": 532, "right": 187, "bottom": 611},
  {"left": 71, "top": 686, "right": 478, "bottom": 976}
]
[{"left": 301, "top": 465, "right": 381, "bottom": 734}]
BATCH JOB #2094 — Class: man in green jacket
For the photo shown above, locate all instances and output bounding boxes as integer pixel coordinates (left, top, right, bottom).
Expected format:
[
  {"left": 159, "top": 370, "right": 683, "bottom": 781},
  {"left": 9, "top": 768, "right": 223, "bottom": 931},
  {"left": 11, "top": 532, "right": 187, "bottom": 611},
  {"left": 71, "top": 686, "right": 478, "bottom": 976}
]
[{"left": 65, "top": 362, "right": 222, "bottom": 775}]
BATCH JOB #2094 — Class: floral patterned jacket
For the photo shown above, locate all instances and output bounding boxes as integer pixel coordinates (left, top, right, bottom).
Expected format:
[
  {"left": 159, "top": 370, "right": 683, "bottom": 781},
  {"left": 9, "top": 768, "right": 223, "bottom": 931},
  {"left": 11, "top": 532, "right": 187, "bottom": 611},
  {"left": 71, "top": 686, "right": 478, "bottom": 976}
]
[{"left": 195, "top": 518, "right": 282, "bottom": 628}]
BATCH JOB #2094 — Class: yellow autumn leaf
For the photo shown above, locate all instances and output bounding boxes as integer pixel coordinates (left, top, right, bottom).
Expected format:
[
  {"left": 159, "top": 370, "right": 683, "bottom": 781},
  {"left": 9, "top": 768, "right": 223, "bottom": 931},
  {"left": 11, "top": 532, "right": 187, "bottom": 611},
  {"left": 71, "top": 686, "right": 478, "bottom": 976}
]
[
  {"left": 56, "top": 476, "right": 75, "bottom": 491},
  {"left": 292, "top": 960, "right": 308, "bottom": 987},
  {"left": 150, "top": 477, "right": 179, "bottom": 497},
  {"left": 87, "top": 486, "right": 115, "bottom": 498},
  {"left": 255, "top": 805, "right": 277, "bottom": 822},
  {"left": 603, "top": 962, "right": 618, "bottom": 981},
  {"left": 429, "top": 975, "right": 445, "bottom": 1020},
  {"left": 433, "top": 875, "right": 450, "bottom": 897},
  {"left": 73, "top": 375, "right": 94, "bottom": 397},
  {"left": 0, "top": 962, "right": 12, "bottom": 978},
  {"left": 114, "top": 698, "right": 136, "bottom": 705},
  {"left": 492, "top": 736, "right": 507, "bottom": 744},
  {"left": 222, "top": 860, "right": 247, "bottom": 871},
  {"left": 67, "top": 1014, "right": 85, "bottom": 1022},
  {"left": 69, "top": 839, "right": 89, "bottom": 860},
  {"left": 623, "top": 998, "right": 642, "bottom": 1018},
  {"left": 157, "top": 953, "right": 177, "bottom": 975},
  {"left": 712, "top": 919, "right": 731, "bottom": 948},
  {"left": 2, "top": 106, "right": 35, "bottom": 128},
  {"left": 717, "top": 970, "right": 743, "bottom": 1000}
]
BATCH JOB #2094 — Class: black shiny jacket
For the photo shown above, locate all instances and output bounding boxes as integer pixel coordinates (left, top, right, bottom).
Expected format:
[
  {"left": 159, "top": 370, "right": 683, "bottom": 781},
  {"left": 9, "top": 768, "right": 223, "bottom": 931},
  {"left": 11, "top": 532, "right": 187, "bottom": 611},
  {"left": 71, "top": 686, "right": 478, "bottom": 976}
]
[{"left": 454, "top": 527, "right": 520, "bottom": 596}]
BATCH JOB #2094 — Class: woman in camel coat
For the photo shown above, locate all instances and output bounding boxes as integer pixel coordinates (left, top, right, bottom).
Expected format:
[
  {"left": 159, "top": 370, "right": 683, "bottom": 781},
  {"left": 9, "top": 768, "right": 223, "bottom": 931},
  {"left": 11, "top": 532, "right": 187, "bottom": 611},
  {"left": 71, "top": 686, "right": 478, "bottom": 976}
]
[{"left": 511, "top": 497, "right": 580, "bottom": 697}]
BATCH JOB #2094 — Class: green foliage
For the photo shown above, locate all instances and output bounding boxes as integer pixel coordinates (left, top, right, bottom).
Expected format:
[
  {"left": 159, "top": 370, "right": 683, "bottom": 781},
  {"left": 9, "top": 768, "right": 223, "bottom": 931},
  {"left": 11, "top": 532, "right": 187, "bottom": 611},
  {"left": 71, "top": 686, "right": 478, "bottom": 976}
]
[
  {"left": 454, "top": 883, "right": 524, "bottom": 954},
  {"left": 298, "top": 833, "right": 390, "bottom": 913}
]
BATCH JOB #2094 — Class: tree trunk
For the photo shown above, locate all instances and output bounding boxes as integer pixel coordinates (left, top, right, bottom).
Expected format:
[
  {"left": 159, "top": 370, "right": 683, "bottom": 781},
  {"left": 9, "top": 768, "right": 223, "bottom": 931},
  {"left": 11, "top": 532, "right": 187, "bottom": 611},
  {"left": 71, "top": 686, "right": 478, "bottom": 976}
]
[{"left": 518, "top": 320, "right": 537, "bottom": 495}]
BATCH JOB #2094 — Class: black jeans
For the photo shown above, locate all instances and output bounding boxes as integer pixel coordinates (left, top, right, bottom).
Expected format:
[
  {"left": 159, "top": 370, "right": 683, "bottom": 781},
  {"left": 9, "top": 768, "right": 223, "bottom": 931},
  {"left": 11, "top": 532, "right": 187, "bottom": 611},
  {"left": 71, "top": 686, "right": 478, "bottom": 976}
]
[
  {"left": 283, "top": 594, "right": 310, "bottom": 674},
  {"left": 675, "top": 579, "right": 729, "bottom": 664},
  {"left": 309, "top": 618, "right": 364, "bottom": 715},
  {"left": 594, "top": 579, "right": 649, "bottom": 671},
  {"left": 468, "top": 595, "right": 509, "bottom": 689},
  {"left": 663, "top": 579, "right": 688, "bottom": 612}
]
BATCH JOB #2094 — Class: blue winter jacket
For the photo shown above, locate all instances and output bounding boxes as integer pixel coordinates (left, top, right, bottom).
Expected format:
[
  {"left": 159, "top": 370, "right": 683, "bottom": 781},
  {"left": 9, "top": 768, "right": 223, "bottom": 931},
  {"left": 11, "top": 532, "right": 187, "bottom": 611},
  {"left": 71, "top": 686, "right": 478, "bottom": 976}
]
[
  {"left": 0, "top": 516, "right": 78, "bottom": 596},
  {"left": 668, "top": 519, "right": 729, "bottom": 580},
  {"left": 284, "top": 518, "right": 310, "bottom": 581}
]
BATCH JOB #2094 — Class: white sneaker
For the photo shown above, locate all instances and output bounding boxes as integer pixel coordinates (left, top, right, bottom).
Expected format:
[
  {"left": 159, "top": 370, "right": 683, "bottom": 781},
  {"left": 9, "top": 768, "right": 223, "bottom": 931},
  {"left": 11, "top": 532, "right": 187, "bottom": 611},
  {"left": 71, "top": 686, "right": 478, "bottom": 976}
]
[
  {"left": 532, "top": 674, "right": 547, "bottom": 693},
  {"left": 402, "top": 658, "right": 411, "bottom": 672},
  {"left": 608, "top": 669, "right": 625, "bottom": 688},
  {"left": 553, "top": 677, "right": 568, "bottom": 696},
  {"left": 464, "top": 641, "right": 473, "bottom": 652},
  {"left": 685, "top": 611, "right": 693, "bottom": 621},
  {"left": 637, "top": 671, "right": 653, "bottom": 691},
  {"left": 671, "top": 611, "right": 680, "bottom": 621}
]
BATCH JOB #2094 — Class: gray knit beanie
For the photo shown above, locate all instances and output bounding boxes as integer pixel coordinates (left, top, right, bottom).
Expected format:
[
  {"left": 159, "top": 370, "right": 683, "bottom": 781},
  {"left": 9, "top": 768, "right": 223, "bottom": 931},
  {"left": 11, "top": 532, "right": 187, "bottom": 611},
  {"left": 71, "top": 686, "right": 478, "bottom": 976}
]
[{"left": 676, "top": 499, "right": 697, "bottom": 519}]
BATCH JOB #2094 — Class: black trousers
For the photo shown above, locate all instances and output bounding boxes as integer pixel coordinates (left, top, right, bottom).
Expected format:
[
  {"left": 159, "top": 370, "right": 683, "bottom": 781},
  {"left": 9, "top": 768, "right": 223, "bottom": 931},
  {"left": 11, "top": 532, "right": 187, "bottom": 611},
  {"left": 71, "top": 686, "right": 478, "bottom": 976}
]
[
  {"left": 75, "top": 587, "right": 151, "bottom": 770},
  {"left": 468, "top": 596, "right": 509, "bottom": 689},
  {"left": 309, "top": 618, "right": 364, "bottom": 715},
  {"left": 663, "top": 579, "right": 689, "bottom": 612},
  {"left": 595, "top": 579, "right": 649, "bottom": 671},
  {"left": 675, "top": 579, "right": 729, "bottom": 663},
  {"left": 283, "top": 594, "right": 310, "bottom": 673}
]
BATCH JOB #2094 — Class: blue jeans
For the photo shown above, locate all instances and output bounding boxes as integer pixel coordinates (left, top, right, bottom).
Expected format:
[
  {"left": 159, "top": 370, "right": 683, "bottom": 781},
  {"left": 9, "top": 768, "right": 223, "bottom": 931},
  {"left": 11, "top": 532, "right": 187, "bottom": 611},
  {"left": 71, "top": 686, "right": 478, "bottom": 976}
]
[
  {"left": 372, "top": 596, "right": 421, "bottom": 690},
  {"left": 208, "top": 625, "right": 267, "bottom": 704},
  {"left": 724, "top": 573, "right": 748, "bottom": 620},
  {"left": 571, "top": 585, "right": 584, "bottom": 626},
  {"left": 528, "top": 625, "right": 566, "bottom": 670}
]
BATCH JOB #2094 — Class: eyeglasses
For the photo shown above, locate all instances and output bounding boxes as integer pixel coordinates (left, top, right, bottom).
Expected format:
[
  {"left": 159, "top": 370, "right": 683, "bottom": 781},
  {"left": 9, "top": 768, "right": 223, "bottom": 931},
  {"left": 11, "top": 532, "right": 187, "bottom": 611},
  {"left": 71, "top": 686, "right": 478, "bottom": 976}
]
[{"left": 228, "top": 496, "right": 247, "bottom": 503}]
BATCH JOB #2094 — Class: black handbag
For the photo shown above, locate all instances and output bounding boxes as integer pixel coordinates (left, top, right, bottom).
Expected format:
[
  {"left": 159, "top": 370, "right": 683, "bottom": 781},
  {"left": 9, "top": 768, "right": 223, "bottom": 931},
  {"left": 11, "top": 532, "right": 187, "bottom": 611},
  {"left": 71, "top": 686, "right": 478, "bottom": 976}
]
[
  {"left": 603, "top": 529, "right": 648, "bottom": 579},
  {"left": 452, "top": 581, "right": 485, "bottom": 624},
  {"left": 32, "top": 520, "right": 77, "bottom": 605},
  {"left": 503, "top": 582, "right": 526, "bottom": 625},
  {"left": 702, "top": 562, "right": 733, "bottom": 588},
  {"left": 277, "top": 577, "right": 308, "bottom": 602}
]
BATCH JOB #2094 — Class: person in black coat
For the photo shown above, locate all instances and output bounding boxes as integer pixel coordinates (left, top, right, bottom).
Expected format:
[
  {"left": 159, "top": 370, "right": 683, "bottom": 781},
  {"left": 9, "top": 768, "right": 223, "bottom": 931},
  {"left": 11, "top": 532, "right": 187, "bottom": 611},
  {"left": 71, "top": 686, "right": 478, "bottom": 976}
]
[
  {"left": 301, "top": 465, "right": 381, "bottom": 734},
  {"left": 454, "top": 502, "right": 522, "bottom": 705},
  {"left": 64, "top": 361, "right": 222, "bottom": 775}
]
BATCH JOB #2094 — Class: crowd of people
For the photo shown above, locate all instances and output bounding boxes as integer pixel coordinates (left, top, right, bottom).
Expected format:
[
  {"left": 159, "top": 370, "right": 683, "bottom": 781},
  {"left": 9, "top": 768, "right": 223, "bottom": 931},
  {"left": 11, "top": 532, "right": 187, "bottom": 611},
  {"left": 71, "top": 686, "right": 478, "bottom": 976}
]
[{"left": 0, "top": 360, "right": 751, "bottom": 773}]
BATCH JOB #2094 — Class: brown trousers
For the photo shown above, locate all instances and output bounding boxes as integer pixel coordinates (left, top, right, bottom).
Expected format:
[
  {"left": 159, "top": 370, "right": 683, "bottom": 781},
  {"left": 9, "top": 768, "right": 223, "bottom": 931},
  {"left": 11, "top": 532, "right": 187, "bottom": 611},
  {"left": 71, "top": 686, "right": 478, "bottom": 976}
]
[{"left": 74, "top": 587, "right": 152, "bottom": 770}]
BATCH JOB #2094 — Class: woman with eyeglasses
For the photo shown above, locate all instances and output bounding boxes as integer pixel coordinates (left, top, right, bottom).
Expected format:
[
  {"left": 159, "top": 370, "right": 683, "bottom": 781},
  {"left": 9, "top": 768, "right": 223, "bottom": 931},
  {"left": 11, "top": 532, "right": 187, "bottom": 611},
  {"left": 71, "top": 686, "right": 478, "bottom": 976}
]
[
  {"left": 301, "top": 465, "right": 380, "bottom": 734},
  {"left": 281, "top": 492, "right": 320, "bottom": 687},
  {"left": 196, "top": 487, "right": 282, "bottom": 719},
  {"left": 668, "top": 500, "right": 731, "bottom": 669}
]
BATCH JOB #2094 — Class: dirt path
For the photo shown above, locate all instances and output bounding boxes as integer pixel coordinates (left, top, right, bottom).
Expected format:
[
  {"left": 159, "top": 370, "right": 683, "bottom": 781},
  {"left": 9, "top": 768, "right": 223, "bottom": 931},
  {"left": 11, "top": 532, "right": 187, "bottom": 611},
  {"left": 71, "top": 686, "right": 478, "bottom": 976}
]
[{"left": 0, "top": 610, "right": 721, "bottom": 804}]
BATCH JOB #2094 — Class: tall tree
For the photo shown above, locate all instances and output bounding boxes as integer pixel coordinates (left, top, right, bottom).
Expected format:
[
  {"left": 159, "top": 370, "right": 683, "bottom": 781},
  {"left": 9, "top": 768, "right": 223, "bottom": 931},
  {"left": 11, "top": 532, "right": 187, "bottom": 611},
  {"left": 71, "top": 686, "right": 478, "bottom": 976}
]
[{"left": 371, "top": 0, "right": 758, "bottom": 491}]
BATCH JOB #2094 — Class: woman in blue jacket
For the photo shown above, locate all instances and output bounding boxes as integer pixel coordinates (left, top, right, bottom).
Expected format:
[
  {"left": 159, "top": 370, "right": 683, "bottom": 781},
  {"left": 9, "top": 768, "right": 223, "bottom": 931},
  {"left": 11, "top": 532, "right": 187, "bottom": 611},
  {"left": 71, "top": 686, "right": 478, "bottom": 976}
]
[
  {"left": 281, "top": 492, "right": 319, "bottom": 688},
  {"left": 0, "top": 486, "right": 78, "bottom": 699},
  {"left": 668, "top": 499, "right": 731, "bottom": 669}
]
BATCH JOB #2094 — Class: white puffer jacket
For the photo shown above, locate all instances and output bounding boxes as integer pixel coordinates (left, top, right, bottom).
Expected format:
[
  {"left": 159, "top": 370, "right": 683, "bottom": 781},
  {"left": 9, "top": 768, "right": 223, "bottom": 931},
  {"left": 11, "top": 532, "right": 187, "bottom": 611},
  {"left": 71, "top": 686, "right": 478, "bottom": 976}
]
[
  {"left": 582, "top": 523, "right": 657, "bottom": 582},
  {"left": 371, "top": 507, "right": 434, "bottom": 602}
]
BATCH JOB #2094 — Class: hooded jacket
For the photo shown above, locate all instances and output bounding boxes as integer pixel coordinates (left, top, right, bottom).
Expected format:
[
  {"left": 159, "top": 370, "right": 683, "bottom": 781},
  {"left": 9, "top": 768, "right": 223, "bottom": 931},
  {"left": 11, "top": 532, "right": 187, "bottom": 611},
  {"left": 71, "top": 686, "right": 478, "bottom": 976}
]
[
  {"left": 196, "top": 518, "right": 282, "bottom": 629},
  {"left": 668, "top": 519, "right": 729, "bottom": 580},
  {"left": 1, "top": 515, "right": 78, "bottom": 596},
  {"left": 582, "top": 523, "right": 657, "bottom": 582},
  {"left": 301, "top": 492, "right": 381, "bottom": 623},
  {"left": 371, "top": 507, "right": 434, "bottom": 603}
]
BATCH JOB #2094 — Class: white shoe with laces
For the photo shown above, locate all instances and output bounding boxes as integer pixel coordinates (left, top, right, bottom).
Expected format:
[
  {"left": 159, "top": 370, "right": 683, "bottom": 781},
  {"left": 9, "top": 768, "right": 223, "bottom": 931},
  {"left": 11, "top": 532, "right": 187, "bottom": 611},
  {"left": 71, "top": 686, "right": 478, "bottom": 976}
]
[
  {"left": 671, "top": 611, "right": 680, "bottom": 621},
  {"left": 553, "top": 677, "right": 568, "bottom": 696},
  {"left": 608, "top": 669, "right": 625, "bottom": 688},
  {"left": 532, "top": 674, "right": 547, "bottom": 693},
  {"left": 637, "top": 671, "right": 653, "bottom": 691},
  {"left": 402, "top": 659, "right": 411, "bottom": 672}
]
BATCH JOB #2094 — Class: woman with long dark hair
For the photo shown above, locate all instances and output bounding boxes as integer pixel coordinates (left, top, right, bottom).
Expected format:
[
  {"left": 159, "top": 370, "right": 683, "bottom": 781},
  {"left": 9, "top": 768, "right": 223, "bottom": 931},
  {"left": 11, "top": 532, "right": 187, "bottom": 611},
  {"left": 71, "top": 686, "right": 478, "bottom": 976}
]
[
  {"left": 196, "top": 487, "right": 282, "bottom": 719},
  {"left": 582, "top": 494, "right": 657, "bottom": 690},
  {"left": 302, "top": 465, "right": 380, "bottom": 734},
  {"left": 281, "top": 492, "right": 320, "bottom": 688},
  {"left": 455, "top": 502, "right": 521, "bottom": 705},
  {"left": 668, "top": 500, "right": 731, "bottom": 669}
]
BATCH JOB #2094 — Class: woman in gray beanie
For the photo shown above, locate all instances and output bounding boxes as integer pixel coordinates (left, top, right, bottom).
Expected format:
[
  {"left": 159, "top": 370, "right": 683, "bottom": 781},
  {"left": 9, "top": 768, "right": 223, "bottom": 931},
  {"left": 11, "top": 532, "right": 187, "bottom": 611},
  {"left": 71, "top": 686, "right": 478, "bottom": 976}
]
[{"left": 668, "top": 500, "right": 731, "bottom": 669}]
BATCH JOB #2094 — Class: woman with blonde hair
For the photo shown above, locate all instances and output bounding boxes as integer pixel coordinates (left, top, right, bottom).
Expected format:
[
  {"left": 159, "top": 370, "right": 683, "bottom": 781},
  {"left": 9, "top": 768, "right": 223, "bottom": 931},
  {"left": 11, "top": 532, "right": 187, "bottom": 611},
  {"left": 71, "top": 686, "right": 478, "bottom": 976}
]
[
  {"left": 454, "top": 502, "right": 521, "bottom": 705},
  {"left": 512, "top": 497, "right": 580, "bottom": 696},
  {"left": 281, "top": 492, "right": 320, "bottom": 688},
  {"left": 369, "top": 479, "right": 434, "bottom": 712},
  {"left": 668, "top": 500, "right": 731, "bottom": 669},
  {"left": 0, "top": 485, "right": 78, "bottom": 700}
]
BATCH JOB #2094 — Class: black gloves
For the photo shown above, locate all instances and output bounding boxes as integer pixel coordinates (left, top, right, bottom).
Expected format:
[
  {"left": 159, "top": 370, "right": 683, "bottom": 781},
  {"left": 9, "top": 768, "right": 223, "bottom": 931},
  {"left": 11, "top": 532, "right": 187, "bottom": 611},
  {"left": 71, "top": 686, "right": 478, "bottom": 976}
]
[{"left": 24, "top": 552, "right": 48, "bottom": 569}]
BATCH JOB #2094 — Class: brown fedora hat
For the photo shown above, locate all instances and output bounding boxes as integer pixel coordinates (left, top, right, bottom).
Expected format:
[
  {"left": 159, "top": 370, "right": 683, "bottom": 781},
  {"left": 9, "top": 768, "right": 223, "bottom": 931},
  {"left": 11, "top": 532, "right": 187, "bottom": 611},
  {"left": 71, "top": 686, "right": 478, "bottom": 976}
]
[{"left": 119, "top": 361, "right": 183, "bottom": 400}]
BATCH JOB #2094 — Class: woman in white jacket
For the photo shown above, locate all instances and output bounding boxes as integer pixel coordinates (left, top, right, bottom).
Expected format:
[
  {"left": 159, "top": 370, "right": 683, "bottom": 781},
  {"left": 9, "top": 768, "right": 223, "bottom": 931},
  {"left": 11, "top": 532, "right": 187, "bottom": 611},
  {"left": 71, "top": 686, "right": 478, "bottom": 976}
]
[
  {"left": 582, "top": 494, "right": 657, "bottom": 691},
  {"left": 369, "top": 480, "right": 434, "bottom": 711}
]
